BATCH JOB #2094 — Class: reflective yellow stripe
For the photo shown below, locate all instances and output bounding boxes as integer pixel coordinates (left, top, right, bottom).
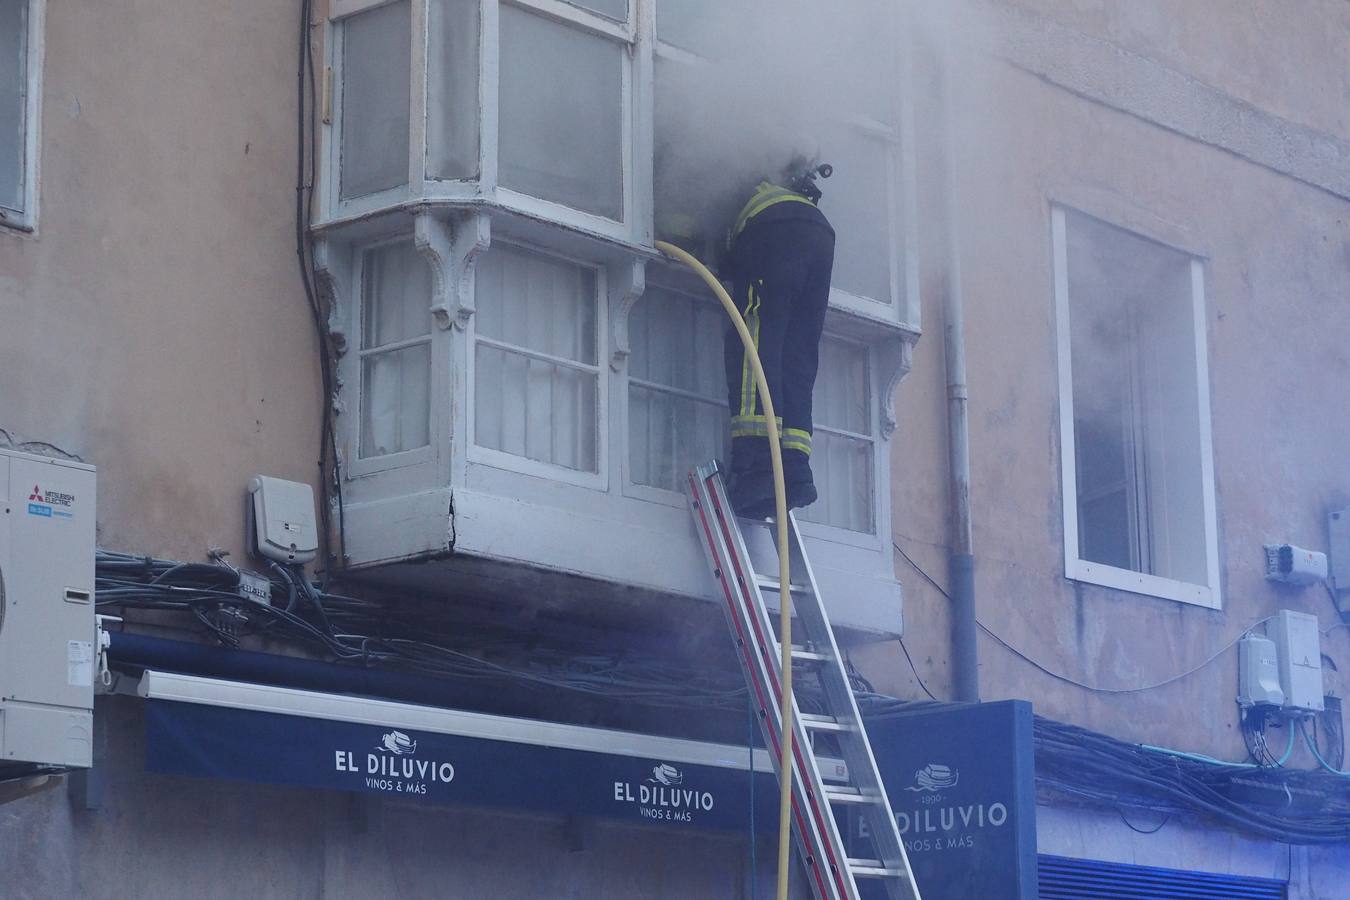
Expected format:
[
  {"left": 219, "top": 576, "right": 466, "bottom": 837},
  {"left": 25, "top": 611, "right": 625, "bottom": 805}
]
[
  {"left": 738, "top": 284, "right": 761, "bottom": 418},
  {"left": 731, "top": 415, "right": 783, "bottom": 436},
  {"left": 730, "top": 182, "right": 816, "bottom": 245},
  {"left": 782, "top": 428, "right": 813, "bottom": 456}
]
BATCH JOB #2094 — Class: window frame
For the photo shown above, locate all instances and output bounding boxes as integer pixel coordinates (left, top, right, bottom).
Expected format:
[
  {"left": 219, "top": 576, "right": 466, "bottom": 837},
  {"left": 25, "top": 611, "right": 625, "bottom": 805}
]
[
  {"left": 1, "top": 0, "right": 42, "bottom": 233},
  {"left": 323, "top": 0, "right": 641, "bottom": 247},
  {"left": 1051, "top": 205, "right": 1221, "bottom": 608},
  {"left": 620, "top": 275, "right": 886, "bottom": 546},
  {"left": 649, "top": 5, "right": 915, "bottom": 326},
  {"left": 797, "top": 332, "right": 880, "bottom": 537},
  {"left": 466, "top": 238, "right": 610, "bottom": 490},
  {"left": 348, "top": 235, "right": 439, "bottom": 478},
  {"left": 620, "top": 277, "right": 728, "bottom": 507}
]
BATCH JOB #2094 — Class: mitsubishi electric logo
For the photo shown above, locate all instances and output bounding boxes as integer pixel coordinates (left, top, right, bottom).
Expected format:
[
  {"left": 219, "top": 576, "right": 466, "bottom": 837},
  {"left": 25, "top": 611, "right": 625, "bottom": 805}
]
[
  {"left": 333, "top": 729, "right": 453, "bottom": 796},
  {"left": 905, "top": 763, "right": 959, "bottom": 793},
  {"left": 26, "top": 484, "right": 76, "bottom": 519},
  {"left": 614, "top": 762, "right": 714, "bottom": 824}
]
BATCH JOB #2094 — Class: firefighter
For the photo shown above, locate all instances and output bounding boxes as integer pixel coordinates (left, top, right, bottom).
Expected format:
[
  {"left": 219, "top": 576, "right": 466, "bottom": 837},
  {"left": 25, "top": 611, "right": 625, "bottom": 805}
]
[{"left": 722, "top": 158, "right": 836, "bottom": 519}]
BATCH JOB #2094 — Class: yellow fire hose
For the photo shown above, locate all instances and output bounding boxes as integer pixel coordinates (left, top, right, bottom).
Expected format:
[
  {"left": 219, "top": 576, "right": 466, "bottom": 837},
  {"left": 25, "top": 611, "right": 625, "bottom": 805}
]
[{"left": 655, "top": 240, "right": 795, "bottom": 900}]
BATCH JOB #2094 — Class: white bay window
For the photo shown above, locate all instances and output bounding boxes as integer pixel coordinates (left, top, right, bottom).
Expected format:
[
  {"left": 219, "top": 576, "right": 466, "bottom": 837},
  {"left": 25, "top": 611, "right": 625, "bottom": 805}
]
[{"left": 320, "top": 1, "right": 918, "bottom": 634}]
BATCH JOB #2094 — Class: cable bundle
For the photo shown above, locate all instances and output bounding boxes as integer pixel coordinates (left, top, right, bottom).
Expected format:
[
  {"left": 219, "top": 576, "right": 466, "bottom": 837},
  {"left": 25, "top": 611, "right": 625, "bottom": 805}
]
[
  {"left": 95, "top": 550, "right": 750, "bottom": 712},
  {"left": 860, "top": 695, "right": 1350, "bottom": 845}
]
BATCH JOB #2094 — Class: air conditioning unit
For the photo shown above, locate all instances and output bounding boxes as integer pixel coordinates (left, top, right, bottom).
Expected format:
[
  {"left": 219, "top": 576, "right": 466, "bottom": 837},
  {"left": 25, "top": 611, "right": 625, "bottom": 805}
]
[{"left": 0, "top": 448, "right": 96, "bottom": 773}]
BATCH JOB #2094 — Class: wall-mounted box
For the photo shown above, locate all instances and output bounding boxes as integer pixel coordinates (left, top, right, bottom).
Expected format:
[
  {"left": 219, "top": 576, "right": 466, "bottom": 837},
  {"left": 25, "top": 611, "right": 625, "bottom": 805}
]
[
  {"left": 1237, "top": 634, "right": 1284, "bottom": 708},
  {"left": 1268, "top": 609, "right": 1324, "bottom": 713},
  {"left": 1330, "top": 509, "right": 1350, "bottom": 613},
  {"left": 0, "top": 448, "right": 96, "bottom": 771}
]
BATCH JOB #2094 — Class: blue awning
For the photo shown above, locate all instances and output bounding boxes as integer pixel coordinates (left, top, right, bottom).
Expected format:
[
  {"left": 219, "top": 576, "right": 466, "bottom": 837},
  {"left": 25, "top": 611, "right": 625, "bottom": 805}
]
[{"left": 140, "top": 670, "right": 781, "bottom": 834}]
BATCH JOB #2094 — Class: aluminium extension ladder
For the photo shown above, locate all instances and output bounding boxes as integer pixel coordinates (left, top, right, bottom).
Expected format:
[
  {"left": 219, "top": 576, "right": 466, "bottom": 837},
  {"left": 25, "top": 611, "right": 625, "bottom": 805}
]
[{"left": 687, "top": 461, "right": 921, "bottom": 900}]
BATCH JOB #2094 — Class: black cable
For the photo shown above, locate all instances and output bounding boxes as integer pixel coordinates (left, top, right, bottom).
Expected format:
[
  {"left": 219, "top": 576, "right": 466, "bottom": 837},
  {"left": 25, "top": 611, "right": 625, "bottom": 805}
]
[
  {"left": 897, "top": 638, "right": 938, "bottom": 701},
  {"left": 295, "top": 0, "right": 347, "bottom": 582},
  {"left": 894, "top": 539, "right": 1268, "bottom": 696},
  {"left": 1117, "top": 806, "right": 1169, "bottom": 835}
]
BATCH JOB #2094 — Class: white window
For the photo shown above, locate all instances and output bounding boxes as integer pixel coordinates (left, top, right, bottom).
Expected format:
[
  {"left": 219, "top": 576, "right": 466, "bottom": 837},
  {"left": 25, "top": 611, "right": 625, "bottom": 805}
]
[
  {"left": 627, "top": 284, "right": 728, "bottom": 493},
  {"left": 328, "top": 0, "right": 634, "bottom": 237},
  {"left": 473, "top": 243, "right": 603, "bottom": 477},
  {"left": 338, "top": 0, "right": 412, "bottom": 202},
  {"left": 652, "top": 0, "right": 906, "bottom": 312},
  {"left": 1, "top": 0, "right": 40, "bottom": 230},
  {"left": 1052, "top": 206, "right": 1220, "bottom": 607},
  {"left": 626, "top": 286, "right": 877, "bottom": 533},
  {"left": 358, "top": 240, "right": 433, "bottom": 460},
  {"left": 799, "top": 336, "right": 876, "bottom": 534},
  {"left": 497, "top": 3, "right": 624, "bottom": 220}
]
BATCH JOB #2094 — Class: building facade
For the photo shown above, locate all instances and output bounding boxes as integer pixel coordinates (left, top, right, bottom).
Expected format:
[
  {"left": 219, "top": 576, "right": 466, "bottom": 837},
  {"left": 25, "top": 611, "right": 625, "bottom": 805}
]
[{"left": 2, "top": 0, "right": 1348, "bottom": 897}]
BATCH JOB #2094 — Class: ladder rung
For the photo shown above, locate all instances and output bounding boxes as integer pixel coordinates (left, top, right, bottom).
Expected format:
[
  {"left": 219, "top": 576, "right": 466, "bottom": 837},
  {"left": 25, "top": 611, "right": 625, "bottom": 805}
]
[
  {"left": 798, "top": 713, "right": 850, "bottom": 733},
  {"left": 753, "top": 575, "right": 809, "bottom": 595},
  {"left": 848, "top": 859, "right": 909, "bottom": 879},
  {"left": 790, "top": 645, "right": 830, "bottom": 663},
  {"left": 824, "top": 786, "right": 873, "bottom": 805}
]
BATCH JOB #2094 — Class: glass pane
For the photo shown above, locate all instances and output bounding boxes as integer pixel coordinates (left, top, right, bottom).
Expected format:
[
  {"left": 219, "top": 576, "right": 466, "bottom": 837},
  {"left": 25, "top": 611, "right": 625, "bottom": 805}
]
[
  {"left": 499, "top": 6, "right": 623, "bottom": 219},
  {"left": 656, "top": 2, "right": 727, "bottom": 55},
  {"left": 817, "top": 127, "right": 894, "bottom": 303},
  {"left": 362, "top": 241, "right": 432, "bottom": 349},
  {"left": 566, "top": 0, "right": 626, "bottom": 21},
  {"left": 812, "top": 337, "right": 869, "bottom": 434},
  {"left": 427, "top": 0, "right": 480, "bottom": 181},
  {"left": 1064, "top": 209, "right": 1208, "bottom": 583},
  {"left": 361, "top": 344, "right": 431, "bottom": 458},
  {"left": 799, "top": 431, "right": 874, "bottom": 533},
  {"left": 1078, "top": 490, "right": 1133, "bottom": 572},
  {"left": 340, "top": 0, "right": 411, "bottom": 200},
  {"left": 475, "top": 345, "right": 598, "bottom": 472},
  {"left": 629, "top": 385, "right": 727, "bottom": 492},
  {"left": 475, "top": 245, "right": 597, "bottom": 365},
  {"left": 629, "top": 287, "right": 724, "bottom": 399},
  {"left": 0, "top": 0, "right": 26, "bottom": 212}
]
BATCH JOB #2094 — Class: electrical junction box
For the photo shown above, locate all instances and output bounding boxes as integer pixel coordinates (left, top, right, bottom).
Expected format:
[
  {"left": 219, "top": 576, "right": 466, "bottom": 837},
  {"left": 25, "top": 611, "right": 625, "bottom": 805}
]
[
  {"left": 0, "top": 448, "right": 96, "bottom": 771},
  {"left": 1329, "top": 509, "right": 1350, "bottom": 613},
  {"left": 247, "top": 476, "right": 318, "bottom": 565},
  {"left": 1237, "top": 634, "right": 1284, "bottom": 708},
  {"left": 1268, "top": 609, "right": 1324, "bottom": 713},
  {"left": 1264, "top": 543, "right": 1329, "bottom": 586}
]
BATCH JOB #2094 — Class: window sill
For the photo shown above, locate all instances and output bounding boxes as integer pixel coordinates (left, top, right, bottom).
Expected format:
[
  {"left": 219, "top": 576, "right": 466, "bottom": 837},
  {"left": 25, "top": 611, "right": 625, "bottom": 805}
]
[
  {"left": 1066, "top": 558, "right": 1219, "bottom": 609},
  {"left": 0, "top": 214, "right": 36, "bottom": 235}
]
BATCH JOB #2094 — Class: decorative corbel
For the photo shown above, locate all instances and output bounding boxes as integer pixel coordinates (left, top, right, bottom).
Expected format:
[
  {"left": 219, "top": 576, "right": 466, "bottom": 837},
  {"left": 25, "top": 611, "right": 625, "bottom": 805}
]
[
  {"left": 878, "top": 332, "right": 917, "bottom": 440},
  {"left": 312, "top": 237, "right": 351, "bottom": 359},
  {"left": 609, "top": 258, "right": 648, "bottom": 372},
  {"left": 417, "top": 210, "right": 490, "bottom": 331},
  {"left": 413, "top": 212, "right": 455, "bottom": 331}
]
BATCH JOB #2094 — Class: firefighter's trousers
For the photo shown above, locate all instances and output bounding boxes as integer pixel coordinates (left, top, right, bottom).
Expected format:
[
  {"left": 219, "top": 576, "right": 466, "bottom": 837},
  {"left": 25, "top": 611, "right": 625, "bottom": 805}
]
[{"left": 723, "top": 217, "right": 836, "bottom": 508}]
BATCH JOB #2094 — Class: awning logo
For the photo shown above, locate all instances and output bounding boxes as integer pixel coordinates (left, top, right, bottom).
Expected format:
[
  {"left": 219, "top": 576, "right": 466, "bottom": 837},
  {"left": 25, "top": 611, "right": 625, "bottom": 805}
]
[
  {"left": 614, "top": 761, "right": 713, "bottom": 824},
  {"left": 378, "top": 730, "right": 418, "bottom": 756},
  {"left": 905, "top": 763, "right": 959, "bottom": 792}
]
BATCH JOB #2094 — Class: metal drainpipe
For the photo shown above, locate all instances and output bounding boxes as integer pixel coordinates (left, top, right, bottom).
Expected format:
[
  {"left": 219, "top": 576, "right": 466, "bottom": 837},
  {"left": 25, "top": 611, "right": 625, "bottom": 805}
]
[{"left": 942, "top": 22, "right": 979, "bottom": 704}]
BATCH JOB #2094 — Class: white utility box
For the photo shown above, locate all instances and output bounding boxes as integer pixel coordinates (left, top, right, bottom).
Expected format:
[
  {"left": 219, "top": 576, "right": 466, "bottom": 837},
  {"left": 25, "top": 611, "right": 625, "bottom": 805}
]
[
  {"left": 1237, "top": 633, "right": 1284, "bottom": 708},
  {"left": 247, "top": 476, "right": 318, "bottom": 565},
  {"left": 0, "top": 448, "right": 96, "bottom": 771},
  {"left": 1269, "top": 609, "right": 1324, "bottom": 713}
]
